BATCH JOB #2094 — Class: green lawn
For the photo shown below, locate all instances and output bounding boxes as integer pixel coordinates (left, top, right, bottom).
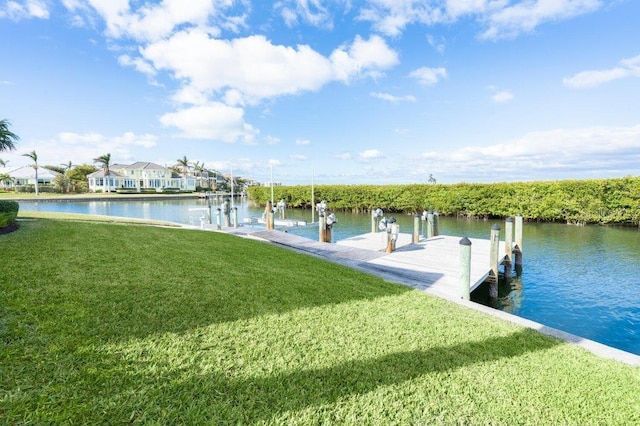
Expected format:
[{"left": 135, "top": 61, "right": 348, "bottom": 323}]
[{"left": 1, "top": 217, "right": 639, "bottom": 424}]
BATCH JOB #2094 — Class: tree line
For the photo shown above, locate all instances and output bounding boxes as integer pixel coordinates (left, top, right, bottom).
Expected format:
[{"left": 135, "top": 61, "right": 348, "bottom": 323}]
[{"left": 247, "top": 178, "right": 640, "bottom": 226}]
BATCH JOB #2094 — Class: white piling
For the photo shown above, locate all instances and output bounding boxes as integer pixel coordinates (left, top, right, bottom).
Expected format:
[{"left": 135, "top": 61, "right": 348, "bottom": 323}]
[{"left": 459, "top": 237, "right": 472, "bottom": 300}]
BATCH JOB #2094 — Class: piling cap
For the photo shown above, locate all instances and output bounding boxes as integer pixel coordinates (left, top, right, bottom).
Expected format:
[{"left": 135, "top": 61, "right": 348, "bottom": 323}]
[
  {"left": 505, "top": 217, "right": 514, "bottom": 223},
  {"left": 492, "top": 223, "right": 501, "bottom": 231},
  {"left": 459, "top": 236, "right": 472, "bottom": 246}
]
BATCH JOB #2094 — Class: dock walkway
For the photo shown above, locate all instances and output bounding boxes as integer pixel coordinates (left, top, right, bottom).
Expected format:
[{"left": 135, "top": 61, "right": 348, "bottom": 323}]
[{"left": 250, "top": 230, "right": 506, "bottom": 300}]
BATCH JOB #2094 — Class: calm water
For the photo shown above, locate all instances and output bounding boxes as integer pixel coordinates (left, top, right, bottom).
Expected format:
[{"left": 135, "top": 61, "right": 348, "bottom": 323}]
[{"left": 18, "top": 198, "right": 640, "bottom": 355}]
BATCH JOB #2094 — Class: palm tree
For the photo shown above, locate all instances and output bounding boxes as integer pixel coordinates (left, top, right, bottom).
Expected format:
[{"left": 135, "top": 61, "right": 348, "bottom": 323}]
[
  {"left": 192, "top": 161, "right": 205, "bottom": 189},
  {"left": 0, "top": 159, "right": 6, "bottom": 167},
  {"left": 61, "top": 161, "right": 73, "bottom": 172},
  {"left": 428, "top": 174, "right": 437, "bottom": 185},
  {"left": 0, "top": 172, "right": 13, "bottom": 190},
  {"left": 176, "top": 156, "right": 190, "bottom": 190},
  {"left": 0, "top": 119, "right": 19, "bottom": 152},
  {"left": 93, "top": 153, "right": 111, "bottom": 193},
  {"left": 22, "top": 150, "right": 39, "bottom": 196}
]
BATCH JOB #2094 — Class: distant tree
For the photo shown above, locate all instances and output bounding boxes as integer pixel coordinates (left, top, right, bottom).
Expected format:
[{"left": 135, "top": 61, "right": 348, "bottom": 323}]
[
  {"left": 192, "top": 161, "right": 206, "bottom": 189},
  {"left": 67, "top": 164, "right": 97, "bottom": 193},
  {"left": 22, "top": 150, "right": 39, "bottom": 195},
  {"left": 43, "top": 165, "right": 68, "bottom": 192},
  {"left": 61, "top": 161, "right": 73, "bottom": 172},
  {"left": 44, "top": 165, "right": 66, "bottom": 175},
  {"left": 428, "top": 174, "right": 437, "bottom": 185},
  {"left": 0, "top": 119, "right": 19, "bottom": 152},
  {"left": 0, "top": 159, "right": 6, "bottom": 167},
  {"left": 0, "top": 172, "right": 13, "bottom": 190},
  {"left": 176, "top": 155, "right": 190, "bottom": 190},
  {"left": 53, "top": 173, "right": 71, "bottom": 193},
  {"left": 93, "top": 153, "right": 112, "bottom": 192}
]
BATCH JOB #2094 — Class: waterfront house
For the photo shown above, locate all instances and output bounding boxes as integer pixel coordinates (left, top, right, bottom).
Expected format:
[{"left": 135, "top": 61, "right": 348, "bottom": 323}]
[
  {"left": 1, "top": 166, "right": 58, "bottom": 191},
  {"left": 87, "top": 162, "right": 196, "bottom": 193}
]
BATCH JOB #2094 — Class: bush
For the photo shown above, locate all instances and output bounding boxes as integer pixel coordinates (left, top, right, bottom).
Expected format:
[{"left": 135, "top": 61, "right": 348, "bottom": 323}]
[
  {"left": 247, "top": 177, "right": 640, "bottom": 225},
  {"left": 0, "top": 200, "right": 19, "bottom": 228}
]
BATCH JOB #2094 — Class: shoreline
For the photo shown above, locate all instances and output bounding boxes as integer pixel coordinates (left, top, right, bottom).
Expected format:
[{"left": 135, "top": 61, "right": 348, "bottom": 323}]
[{"left": 1, "top": 192, "right": 203, "bottom": 202}]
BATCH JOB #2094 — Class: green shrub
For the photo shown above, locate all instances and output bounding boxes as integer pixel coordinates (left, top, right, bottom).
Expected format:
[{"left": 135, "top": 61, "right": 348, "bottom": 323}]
[
  {"left": 247, "top": 176, "right": 640, "bottom": 225},
  {"left": 0, "top": 200, "right": 19, "bottom": 227}
]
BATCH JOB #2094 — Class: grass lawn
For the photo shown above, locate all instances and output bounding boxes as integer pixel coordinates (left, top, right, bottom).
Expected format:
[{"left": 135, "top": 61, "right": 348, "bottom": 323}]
[{"left": 1, "top": 217, "right": 639, "bottom": 424}]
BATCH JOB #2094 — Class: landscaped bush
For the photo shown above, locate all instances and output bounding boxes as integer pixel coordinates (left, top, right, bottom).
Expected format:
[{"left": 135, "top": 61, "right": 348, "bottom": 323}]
[
  {"left": 0, "top": 200, "right": 19, "bottom": 227},
  {"left": 247, "top": 176, "right": 640, "bottom": 226}
]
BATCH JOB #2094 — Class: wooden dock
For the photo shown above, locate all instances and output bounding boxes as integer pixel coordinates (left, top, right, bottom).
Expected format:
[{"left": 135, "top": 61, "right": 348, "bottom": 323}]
[{"left": 250, "top": 230, "right": 507, "bottom": 300}]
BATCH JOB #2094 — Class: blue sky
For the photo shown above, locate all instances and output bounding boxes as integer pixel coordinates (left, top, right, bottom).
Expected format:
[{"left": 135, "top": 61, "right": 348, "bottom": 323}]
[{"left": 1, "top": 0, "right": 639, "bottom": 185}]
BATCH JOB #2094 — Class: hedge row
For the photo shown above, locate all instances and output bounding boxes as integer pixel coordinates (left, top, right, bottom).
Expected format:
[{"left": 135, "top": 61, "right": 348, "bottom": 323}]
[
  {"left": 247, "top": 176, "right": 640, "bottom": 226},
  {"left": 0, "top": 200, "right": 19, "bottom": 228}
]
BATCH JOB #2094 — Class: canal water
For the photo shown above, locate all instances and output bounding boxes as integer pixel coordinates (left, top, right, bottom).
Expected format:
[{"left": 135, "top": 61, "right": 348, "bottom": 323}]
[{"left": 18, "top": 198, "right": 640, "bottom": 356}]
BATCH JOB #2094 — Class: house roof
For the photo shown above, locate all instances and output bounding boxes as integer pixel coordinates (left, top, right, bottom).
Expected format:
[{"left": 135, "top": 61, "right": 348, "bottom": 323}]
[
  {"left": 86, "top": 169, "right": 126, "bottom": 178},
  {"left": 87, "top": 162, "right": 171, "bottom": 178},
  {"left": 8, "top": 166, "right": 59, "bottom": 179},
  {"left": 122, "top": 162, "right": 168, "bottom": 170}
]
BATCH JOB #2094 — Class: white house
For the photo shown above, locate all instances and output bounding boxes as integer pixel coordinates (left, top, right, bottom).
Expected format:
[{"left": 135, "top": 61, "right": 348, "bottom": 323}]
[
  {"left": 87, "top": 162, "right": 197, "bottom": 193},
  {"left": 1, "top": 166, "right": 58, "bottom": 190}
]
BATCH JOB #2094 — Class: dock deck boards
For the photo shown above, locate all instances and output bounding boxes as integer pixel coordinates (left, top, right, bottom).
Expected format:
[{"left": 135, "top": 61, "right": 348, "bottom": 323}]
[{"left": 250, "top": 230, "right": 507, "bottom": 299}]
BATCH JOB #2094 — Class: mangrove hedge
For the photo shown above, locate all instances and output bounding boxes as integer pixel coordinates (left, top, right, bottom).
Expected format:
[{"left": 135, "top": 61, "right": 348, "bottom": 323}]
[{"left": 247, "top": 176, "right": 640, "bottom": 226}]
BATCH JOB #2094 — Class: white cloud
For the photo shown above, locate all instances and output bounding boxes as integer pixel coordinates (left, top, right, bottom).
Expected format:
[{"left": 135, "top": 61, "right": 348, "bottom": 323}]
[
  {"left": 295, "top": 138, "right": 311, "bottom": 145},
  {"left": 479, "top": 0, "right": 602, "bottom": 40},
  {"left": 492, "top": 90, "right": 514, "bottom": 103},
  {"left": 359, "top": 149, "right": 385, "bottom": 160},
  {"left": 58, "top": 131, "right": 157, "bottom": 148},
  {"left": 409, "top": 67, "right": 447, "bottom": 86},
  {"left": 357, "top": 0, "right": 604, "bottom": 40},
  {"left": 66, "top": 0, "right": 245, "bottom": 42},
  {"left": 143, "top": 31, "right": 335, "bottom": 104},
  {"left": 335, "top": 152, "right": 353, "bottom": 160},
  {"left": 265, "top": 136, "right": 280, "bottom": 145},
  {"left": 276, "top": 0, "right": 333, "bottom": 29},
  {"left": 330, "top": 35, "right": 399, "bottom": 82},
  {"left": 0, "top": 0, "right": 50, "bottom": 20},
  {"left": 437, "top": 125, "right": 640, "bottom": 178},
  {"left": 159, "top": 103, "right": 257, "bottom": 143},
  {"left": 3, "top": 131, "right": 158, "bottom": 168},
  {"left": 563, "top": 54, "right": 640, "bottom": 88},
  {"left": 426, "top": 34, "right": 446, "bottom": 54},
  {"left": 118, "top": 54, "right": 156, "bottom": 77},
  {"left": 290, "top": 154, "right": 308, "bottom": 161},
  {"left": 370, "top": 92, "right": 417, "bottom": 102}
]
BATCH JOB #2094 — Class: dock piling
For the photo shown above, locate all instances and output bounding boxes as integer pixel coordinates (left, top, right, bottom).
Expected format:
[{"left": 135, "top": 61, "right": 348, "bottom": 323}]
[
  {"left": 216, "top": 208, "right": 222, "bottom": 231},
  {"left": 459, "top": 237, "right": 472, "bottom": 300},
  {"left": 319, "top": 214, "right": 326, "bottom": 243},
  {"left": 426, "top": 211, "right": 435, "bottom": 239},
  {"left": 489, "top": 223, "right": 500, "bottom": 298},
  {"left": 265, "top": 201, "right": 275, "bottom": 230},
  {"left": 232, "top": 207, "right": 238, "bottom": 229},
  {"left": 504, "top": 217, "right": 513, "bottom": 281},
  {"left": 413, "top": 215, "right": 420, "bottom": 244},
  {"left": 514, "top": 213, "right": 524, "bottom": 275}
]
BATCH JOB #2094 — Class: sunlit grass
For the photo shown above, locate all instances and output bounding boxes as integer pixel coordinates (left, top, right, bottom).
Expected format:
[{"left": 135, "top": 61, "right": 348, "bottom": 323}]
[
  {"left": 17, "top": 210, "right": 181, "bottom": 227},
  {"left": 1, "top": 219, "right": 639, "bottom": 424}
]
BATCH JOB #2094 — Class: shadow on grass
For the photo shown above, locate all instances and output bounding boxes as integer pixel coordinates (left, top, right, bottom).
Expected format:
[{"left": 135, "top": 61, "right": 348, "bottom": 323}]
[
  {"left": 122, "top": 329, "right": 561, "bottom": 423},
  {"left": 2, "top": 219, "right": 412, "bottom": 341}
]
